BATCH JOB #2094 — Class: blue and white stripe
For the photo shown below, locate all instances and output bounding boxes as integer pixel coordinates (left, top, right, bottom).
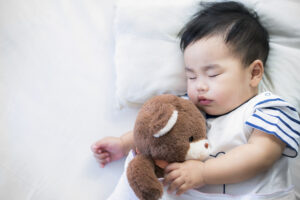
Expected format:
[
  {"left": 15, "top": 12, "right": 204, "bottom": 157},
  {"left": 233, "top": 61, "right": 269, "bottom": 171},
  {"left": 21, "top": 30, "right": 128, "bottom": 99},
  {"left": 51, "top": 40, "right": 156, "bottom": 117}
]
[{"left": 246, "top": 92, "right": 300, "bottom": 157}]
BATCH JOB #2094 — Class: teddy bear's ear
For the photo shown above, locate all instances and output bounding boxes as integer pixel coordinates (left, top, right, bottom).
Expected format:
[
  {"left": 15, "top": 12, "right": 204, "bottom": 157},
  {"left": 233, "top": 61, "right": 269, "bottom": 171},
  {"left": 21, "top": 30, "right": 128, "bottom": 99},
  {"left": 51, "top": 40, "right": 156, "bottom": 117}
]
[{"left": 153, "top": 110, "right": 178, "bottom": 138}]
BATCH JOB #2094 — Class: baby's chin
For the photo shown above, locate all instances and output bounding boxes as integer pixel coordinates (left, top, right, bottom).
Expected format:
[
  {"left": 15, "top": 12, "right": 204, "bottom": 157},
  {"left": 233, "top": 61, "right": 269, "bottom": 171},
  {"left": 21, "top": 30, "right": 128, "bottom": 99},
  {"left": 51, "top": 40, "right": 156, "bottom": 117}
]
[{"left": 199, "top": 107, "right": 229, "bottom": 116}]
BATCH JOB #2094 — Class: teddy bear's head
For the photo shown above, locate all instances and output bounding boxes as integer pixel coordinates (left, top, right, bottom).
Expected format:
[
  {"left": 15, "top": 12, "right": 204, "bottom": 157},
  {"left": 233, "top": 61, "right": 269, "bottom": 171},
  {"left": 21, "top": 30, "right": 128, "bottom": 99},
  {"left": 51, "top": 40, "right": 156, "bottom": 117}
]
[{"left": 133, "top": 94, "right": 210, "bottom": 163}]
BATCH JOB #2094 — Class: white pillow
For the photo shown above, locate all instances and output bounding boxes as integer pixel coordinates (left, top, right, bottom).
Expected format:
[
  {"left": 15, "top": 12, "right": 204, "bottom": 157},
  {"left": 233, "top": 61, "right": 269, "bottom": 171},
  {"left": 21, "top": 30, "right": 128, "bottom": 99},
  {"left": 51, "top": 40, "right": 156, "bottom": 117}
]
[{"left": 114, "top": 0, "right": 300, "bottom": 111}]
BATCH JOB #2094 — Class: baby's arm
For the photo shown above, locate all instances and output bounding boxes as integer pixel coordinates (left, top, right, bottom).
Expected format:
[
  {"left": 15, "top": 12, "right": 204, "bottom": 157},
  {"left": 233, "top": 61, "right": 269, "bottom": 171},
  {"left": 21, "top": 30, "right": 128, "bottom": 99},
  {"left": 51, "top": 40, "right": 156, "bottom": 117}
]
[
  {"left": 164, "top": 129, "right": 285, "bottom": 195},
  {"left": 91, "top": 130, "right": 134, "bottom": 168},
  {"left": 203, "top": 129, "right": 285, "bottom": 183}
]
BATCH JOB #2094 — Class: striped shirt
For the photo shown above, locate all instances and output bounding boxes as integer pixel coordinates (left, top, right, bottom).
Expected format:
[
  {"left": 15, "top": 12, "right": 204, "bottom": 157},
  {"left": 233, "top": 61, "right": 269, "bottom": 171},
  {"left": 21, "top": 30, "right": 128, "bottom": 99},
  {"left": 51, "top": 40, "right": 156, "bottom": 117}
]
[{"left": 245, "top": 92, "right": 300, "bottom": 157}]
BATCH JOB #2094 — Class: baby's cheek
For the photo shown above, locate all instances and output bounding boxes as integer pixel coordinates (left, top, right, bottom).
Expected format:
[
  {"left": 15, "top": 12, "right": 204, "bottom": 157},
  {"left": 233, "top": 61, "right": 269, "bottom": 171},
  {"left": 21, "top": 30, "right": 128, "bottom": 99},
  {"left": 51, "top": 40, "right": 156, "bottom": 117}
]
[
  {"left": 189, "top": 94, "right": 197, "bottom": 106},
  {"left": 187, "top": 87, "right": 196, "bottom": 101}
]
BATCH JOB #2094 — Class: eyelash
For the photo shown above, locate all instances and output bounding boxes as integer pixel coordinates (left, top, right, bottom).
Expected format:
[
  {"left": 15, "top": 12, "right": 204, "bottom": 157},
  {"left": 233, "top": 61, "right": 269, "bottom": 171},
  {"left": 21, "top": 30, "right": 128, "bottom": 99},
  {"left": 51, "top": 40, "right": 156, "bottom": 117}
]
[
  {"left": 208, "top": 74, "right": 219, "bottom": 78},
  {"left": 187, "top": 73, "right": 220, "bottom": 79}
]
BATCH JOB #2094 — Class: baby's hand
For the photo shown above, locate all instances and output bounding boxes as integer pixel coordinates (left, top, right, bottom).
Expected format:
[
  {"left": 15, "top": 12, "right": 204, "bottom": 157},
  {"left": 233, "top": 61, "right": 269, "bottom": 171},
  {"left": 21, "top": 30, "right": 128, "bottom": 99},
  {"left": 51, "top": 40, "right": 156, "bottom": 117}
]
[
  {"left": 163, "top": 160, "right": 205, "bottom": 196},
  {"left": 91, "top": 137, "right": 126, "bottom": 168}
]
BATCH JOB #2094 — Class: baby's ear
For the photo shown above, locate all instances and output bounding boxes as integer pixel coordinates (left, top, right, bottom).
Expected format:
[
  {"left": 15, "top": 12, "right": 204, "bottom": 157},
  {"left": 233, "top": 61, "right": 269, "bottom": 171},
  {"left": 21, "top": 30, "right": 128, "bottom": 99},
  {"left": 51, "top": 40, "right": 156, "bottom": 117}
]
[{"left": 249, "top": 59, "right": 264, "bottom": 87}]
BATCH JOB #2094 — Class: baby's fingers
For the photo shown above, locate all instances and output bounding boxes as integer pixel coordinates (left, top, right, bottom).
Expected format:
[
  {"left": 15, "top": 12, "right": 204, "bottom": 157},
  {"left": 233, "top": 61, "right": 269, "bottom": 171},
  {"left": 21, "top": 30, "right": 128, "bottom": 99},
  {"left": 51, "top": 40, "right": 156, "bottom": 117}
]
[
  {"left": 167, "top": 178, "right": 184, "bottom": 194},
  {"left": 91, "top": 144, "right": 101, "bottom": 153},
  {"left": 99, "top": 159, "right": 110, "bottom": 168},
  {"left": 165, "top": 162, "right": 180, "bottom": 174},
  {"left": 176, "top": 184, "right": 189, "bottom": 196},
  {"left": 91, "top": 140, "right": 108, "bottom": 153},
  {"left": 163, "top": 169, "right": 180, "bottom": 186},
  {"left": 93, "top": 152, "right": 109, "bottom": 160},
  {"left": 93, "top": 152, "right": 111, "bottom": 167}
]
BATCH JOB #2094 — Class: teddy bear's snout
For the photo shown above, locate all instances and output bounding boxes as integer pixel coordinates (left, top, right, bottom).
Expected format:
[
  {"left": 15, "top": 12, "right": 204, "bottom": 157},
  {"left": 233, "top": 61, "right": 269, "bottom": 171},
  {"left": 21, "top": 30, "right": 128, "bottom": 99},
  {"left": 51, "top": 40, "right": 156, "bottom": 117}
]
[{"left": 185, "top": 139, "right": 211, "bottom": 161}]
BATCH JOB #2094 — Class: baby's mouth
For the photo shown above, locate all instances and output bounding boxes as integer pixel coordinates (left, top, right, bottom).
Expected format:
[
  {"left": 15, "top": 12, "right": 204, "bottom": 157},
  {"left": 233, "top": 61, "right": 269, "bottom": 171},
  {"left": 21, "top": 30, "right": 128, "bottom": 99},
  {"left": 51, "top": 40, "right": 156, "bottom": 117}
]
[{"left": 198, "top": 97, "right": 213, "bottom": 105}]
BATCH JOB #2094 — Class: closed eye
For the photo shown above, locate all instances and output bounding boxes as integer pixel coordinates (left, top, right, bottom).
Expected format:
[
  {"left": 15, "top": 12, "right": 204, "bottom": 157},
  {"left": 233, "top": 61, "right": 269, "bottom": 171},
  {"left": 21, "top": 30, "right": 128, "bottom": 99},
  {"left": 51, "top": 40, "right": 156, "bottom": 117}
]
[{"left": 208, "top": 74, "right": 220, "bottom": 78}]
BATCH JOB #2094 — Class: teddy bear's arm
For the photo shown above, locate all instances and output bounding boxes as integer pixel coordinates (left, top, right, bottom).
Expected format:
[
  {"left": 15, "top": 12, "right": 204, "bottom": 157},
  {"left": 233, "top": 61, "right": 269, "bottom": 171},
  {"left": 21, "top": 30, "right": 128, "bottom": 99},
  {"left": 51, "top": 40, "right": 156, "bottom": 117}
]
[{"left": 127, "top": 154, "right": 163, "bottom": 200}]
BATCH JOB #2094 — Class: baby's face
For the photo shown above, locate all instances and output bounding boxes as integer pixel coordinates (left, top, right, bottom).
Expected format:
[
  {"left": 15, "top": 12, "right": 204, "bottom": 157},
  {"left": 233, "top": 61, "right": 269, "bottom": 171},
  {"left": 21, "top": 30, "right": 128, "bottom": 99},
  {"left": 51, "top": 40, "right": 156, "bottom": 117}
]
[{"left": 184, "top": 35, "right": 256, "bottom": 115}]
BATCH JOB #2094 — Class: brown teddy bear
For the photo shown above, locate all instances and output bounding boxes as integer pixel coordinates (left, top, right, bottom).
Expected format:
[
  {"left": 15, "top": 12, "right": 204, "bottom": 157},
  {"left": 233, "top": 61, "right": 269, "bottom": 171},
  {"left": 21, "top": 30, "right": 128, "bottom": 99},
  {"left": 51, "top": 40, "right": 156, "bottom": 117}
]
[{"left": 127, "top": 94, "right": 210, "bottom": 200}]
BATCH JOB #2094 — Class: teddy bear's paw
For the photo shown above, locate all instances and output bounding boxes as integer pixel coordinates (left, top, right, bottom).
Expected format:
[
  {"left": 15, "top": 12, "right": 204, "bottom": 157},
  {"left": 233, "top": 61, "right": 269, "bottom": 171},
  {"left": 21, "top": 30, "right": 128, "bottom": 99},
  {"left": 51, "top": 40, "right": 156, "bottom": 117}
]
[{"left": 138, "top": 187, "right": 162, "bottom": 200}]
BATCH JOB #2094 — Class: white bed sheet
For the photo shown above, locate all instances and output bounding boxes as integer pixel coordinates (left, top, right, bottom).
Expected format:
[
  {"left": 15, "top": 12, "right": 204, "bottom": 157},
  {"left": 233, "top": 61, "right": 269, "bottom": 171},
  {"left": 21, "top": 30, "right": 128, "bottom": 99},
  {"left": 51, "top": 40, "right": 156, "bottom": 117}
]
[
  {"left": 0, "top": 0, "right": 139, "bottom": 199},
  {"left": 1, "top": 1, "right": 299, "bottom": 200}
]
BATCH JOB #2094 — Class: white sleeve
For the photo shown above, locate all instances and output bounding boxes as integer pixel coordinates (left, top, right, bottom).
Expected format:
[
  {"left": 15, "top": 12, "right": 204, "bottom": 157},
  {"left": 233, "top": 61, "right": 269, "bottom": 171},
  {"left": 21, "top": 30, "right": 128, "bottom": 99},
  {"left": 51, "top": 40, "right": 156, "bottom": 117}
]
[{"left": 245, "top": 92, "right": 300, "bottom": 157}]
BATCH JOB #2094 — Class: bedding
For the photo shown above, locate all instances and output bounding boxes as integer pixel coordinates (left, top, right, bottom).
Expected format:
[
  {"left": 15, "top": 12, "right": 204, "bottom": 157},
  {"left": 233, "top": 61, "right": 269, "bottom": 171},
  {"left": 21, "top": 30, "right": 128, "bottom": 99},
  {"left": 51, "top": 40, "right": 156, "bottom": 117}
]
[
  {"left": 1, "top": 0, "right": 300, "bottom": 200},
  {"left": 0, "top": 0, "right": 137, "bottom": 199}
]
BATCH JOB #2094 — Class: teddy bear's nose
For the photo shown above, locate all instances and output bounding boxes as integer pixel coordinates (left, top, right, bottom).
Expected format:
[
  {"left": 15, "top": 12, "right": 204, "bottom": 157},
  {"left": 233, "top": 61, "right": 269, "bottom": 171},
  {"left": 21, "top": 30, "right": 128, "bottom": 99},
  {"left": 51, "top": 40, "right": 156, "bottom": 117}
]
[{"left": 204, "top": 143, "right": 209, "bottom": 149}]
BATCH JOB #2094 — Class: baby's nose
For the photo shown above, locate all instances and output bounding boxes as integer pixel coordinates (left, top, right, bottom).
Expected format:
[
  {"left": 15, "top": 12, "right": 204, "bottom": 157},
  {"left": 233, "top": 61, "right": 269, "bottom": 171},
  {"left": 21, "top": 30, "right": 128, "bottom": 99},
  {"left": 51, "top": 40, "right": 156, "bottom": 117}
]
[{"left": 197, "top": 82, "right": 209, "bottom": 92}]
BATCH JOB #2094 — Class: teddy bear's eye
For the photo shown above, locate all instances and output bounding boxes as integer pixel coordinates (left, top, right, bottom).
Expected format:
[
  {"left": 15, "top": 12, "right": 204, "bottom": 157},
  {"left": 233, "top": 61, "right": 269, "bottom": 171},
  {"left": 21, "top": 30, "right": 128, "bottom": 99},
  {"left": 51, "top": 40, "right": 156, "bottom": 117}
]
[{"left": 189, "top": 136, "right": 194, "bottom": 142}]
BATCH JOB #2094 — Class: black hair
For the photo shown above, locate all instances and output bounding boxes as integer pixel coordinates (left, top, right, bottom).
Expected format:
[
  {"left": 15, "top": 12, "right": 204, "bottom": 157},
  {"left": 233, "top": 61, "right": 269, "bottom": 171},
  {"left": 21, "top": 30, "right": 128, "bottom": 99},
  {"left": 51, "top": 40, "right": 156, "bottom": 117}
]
[{"left": 179, "top": 1, "right": 269, "bottom": 66}]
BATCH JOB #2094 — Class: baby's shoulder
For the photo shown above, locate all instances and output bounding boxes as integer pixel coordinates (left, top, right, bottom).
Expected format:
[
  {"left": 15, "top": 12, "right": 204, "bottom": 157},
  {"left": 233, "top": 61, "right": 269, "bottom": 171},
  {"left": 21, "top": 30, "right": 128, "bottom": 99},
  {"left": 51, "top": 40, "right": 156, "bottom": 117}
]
[{"left": 247, "top": 91, "right": 297, "bottom": 112}]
